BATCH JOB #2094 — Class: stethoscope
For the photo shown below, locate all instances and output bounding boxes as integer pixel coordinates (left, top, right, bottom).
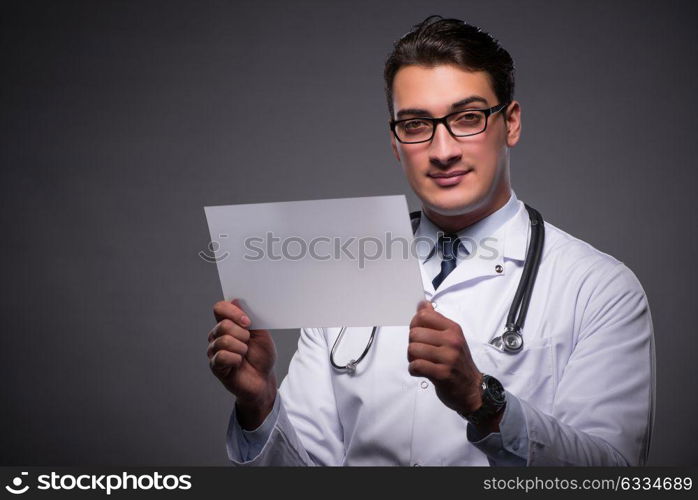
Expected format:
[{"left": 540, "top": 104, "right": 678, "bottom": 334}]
[{"left": 330, "top": 204, "right": 545, "bottom": 374}]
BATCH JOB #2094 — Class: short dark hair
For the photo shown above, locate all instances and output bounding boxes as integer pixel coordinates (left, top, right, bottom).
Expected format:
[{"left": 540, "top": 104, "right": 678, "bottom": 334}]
[{"left": 383, "top": 15, "right": 515, "bottom": 118}]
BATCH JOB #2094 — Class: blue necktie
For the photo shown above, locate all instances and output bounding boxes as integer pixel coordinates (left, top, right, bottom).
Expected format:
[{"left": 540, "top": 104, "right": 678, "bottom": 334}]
[{"left": 432, "top": 233, "right": 461, "bottom": 290}]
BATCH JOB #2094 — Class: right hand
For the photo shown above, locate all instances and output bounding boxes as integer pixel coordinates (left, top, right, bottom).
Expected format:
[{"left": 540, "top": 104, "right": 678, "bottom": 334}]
[{"left": 208, "top": 299, "right": 277, "bottom": 428}]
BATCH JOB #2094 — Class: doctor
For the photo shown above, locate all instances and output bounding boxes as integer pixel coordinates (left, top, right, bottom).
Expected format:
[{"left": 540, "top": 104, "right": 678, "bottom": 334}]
[{"left": 206, "top": 16, "right": 655, "bottom": 466}]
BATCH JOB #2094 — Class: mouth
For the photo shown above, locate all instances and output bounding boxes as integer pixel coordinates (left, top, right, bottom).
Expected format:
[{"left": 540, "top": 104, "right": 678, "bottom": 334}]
[{"left": 427, "top": 169, "right": 473, "bottom": 187}]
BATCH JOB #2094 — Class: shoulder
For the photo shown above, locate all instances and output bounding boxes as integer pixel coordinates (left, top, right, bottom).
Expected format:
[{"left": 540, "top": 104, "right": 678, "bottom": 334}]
[
  {"left": 540, "top": 219, "right": 650, "bottom": 324},
  {"left": 541, "top": 218, "right": 641, "bottom": 287}
]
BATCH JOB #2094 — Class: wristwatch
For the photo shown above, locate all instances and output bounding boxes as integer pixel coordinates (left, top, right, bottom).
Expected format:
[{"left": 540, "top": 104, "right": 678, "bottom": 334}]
[{"left": 460, "top": 374, "right": 506, "bottom": 426}]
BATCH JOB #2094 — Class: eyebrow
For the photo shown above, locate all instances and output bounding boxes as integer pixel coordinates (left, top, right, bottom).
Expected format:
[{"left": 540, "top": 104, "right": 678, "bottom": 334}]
[{"left": 395, "top": 95, "right": 490, "bottom": 119}]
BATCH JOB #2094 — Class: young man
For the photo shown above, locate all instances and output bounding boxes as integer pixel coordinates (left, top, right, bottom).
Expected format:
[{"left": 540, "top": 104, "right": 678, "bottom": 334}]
[{"left": 206, "top": 16, "right": 655, "bottom": 466}]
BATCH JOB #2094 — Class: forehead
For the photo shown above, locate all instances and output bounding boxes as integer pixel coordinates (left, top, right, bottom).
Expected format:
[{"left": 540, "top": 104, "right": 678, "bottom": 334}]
[{"left": 391, "top": 64, "right": 496, "bottom": 116}]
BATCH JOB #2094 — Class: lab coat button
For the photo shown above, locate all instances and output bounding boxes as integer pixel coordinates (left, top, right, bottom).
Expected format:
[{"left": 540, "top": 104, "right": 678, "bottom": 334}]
[
  {"left": 431, "top": 301, "right": 438, "bottom": 309},
  {"left": 420, "top": 381, "right": 429, "bottom": 389},
  {"left": 495, "top": 264, "right": 503, "bottom": 273},
  {"left": 412, "top": 463, "right": 420, "bottom": 467}
]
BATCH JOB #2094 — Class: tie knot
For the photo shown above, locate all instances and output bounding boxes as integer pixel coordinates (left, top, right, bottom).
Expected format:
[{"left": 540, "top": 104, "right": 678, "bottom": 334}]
[{"left": 437, "top": 233, "right": 461, "bottom": 260}]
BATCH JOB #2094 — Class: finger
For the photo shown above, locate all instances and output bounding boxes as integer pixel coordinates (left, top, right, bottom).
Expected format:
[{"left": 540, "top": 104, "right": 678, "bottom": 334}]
[
  {"left": 209, "top": 350, "right": 242, "bottom": 376},
  {"left": 207, "top": 324, "right": 217, "bottom": 343},
  {"left": 408, "top": 326, "right": 449, "bottom": 347},
  {"left": 407, "top": 342, "right": 448, "bottom": 364},
  {"left": 213, "top": 299, "right": 251, "bottom": 328},
  {"left": 409, "top": 306, "right": 452, "bottom": 330},
  {"left": 408, "top": 359, "right": 447, "bottom": 380},
  {"left": 208, "top": 335, "right": 249, "bottom": 360},
  {"left": 208, "top": 319, "right": 251, "bottom": 343},
  {"left": 248, "top": 328, "right": 271, "bottom": 340}
]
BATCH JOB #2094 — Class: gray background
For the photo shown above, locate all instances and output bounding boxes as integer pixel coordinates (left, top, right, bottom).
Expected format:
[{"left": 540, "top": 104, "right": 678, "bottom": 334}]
[{"left": 1, "top": 0, "right": 696, "bottom": 465}]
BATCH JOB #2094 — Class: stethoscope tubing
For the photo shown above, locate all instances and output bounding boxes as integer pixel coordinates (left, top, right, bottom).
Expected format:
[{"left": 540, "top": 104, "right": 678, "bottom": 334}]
[
  {"left": 506, "top": 204, "right": 545, "bottom": 334},
  {"left": 330, "top": 204, "right": 545, "bottom": 370},
  {"left": 330, "top": 325, "right": 378, "bottom": 374}
]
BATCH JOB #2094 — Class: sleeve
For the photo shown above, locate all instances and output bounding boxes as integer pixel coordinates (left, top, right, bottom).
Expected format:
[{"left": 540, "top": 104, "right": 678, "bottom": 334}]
[
  {"left": 225, "top": 327, "right": 345, "bottom": 466},
  {"left": 519, "top": 261, "right": 655, "bottom": 466},
  {"left": 467, "top": 390, "right": 528, "bottom": 466},
  {"left": 226, "top": 392, "right": 281, "bottom": 462}
]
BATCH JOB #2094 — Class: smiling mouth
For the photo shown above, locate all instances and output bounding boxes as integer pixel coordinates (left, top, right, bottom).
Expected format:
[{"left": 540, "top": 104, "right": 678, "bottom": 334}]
[
  {"left": 427, "top": 168, "right": 473, "bottom": 187},
  {"left": 427, "top": 169, "right": 472, "bottom": 178}
]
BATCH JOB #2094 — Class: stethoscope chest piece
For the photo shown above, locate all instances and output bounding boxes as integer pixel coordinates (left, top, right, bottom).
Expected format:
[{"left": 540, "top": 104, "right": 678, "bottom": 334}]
[{"left": 490, "top": 328, "right": 524, "bottom": 353}]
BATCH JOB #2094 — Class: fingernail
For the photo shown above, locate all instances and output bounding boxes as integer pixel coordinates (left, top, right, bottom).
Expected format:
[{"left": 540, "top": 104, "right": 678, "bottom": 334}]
[{"left": 241, "top": 315, "right": 250, "bottom": 326}]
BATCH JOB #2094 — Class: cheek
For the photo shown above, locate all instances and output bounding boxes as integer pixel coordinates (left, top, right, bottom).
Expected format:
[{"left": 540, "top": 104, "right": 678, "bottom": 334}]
[
  {"left": 397, "top": 145, "right": 427, "bottom": 172},
  {"left": 466, "top": 136, "right": 505, "bottom": 172},
  {"left": 397, "top": 152, "right": 426, "bottom": 191}
]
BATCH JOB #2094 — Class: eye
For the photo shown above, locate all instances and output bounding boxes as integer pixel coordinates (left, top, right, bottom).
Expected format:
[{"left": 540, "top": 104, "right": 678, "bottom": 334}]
[
  {"left": 403, "top": 119, "right": 430, "bottom": 131},
  {"left": 457, "top": 112, "right": 482, "bottom": 123}
]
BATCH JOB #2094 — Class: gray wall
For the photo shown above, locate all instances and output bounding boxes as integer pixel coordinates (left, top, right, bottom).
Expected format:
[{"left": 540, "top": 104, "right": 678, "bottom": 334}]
[{"left": 1, "top": 0, "right": 696, "bottom": 465}]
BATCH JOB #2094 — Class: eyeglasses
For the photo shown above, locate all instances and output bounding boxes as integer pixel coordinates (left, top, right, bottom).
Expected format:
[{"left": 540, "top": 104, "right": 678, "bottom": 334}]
[{"left": 390, "top": 102, "right": 509, "bottom": 144}]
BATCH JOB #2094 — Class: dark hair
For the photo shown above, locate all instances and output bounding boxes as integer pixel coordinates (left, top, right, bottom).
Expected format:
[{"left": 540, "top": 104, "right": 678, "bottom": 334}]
[{"left": 383, "top": 15, "right": 515, "bottom": 118}]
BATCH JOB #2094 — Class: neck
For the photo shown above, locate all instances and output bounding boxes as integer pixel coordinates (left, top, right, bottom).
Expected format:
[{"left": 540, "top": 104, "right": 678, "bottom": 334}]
[{"left": 423, "top": 189, "right": 511, "bottom": 234}]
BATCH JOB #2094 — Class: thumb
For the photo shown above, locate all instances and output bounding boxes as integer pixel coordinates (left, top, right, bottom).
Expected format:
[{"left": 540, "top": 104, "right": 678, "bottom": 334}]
[
  {"left": 231, "top": 298, "right": 247, "bottom": 314},
  {"left": 231, "top": 298, "right": 253, "bottom": 328},
  {"left": 416, "top": 300, "right": 433, "bottom": 311}
]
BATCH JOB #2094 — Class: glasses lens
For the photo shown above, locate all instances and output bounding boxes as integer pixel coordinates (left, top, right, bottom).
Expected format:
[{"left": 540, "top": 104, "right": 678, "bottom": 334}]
[
  {"left": 395, "top": 119, "right": 433, "bottom": 143},
  {"left": 449, "top": 110, "right": 486, "bottom": 136}
]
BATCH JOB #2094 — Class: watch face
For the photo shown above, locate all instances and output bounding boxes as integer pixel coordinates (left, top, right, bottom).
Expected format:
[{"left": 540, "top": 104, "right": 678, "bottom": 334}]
[{"left": 484, "top": 375, "right": 506, "bottom": 405}]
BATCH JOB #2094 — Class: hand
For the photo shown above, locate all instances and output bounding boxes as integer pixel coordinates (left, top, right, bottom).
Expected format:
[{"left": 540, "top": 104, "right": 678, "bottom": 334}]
[
  {"left": 207, "top": 299, "right": 277, "bottom": 429},
  {"left": 408, "top": 300, "right": 485, "bottom": 419}
]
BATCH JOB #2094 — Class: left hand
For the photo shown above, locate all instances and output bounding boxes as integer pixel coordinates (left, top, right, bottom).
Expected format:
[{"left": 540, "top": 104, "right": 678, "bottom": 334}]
[{"left": 407, "top": 300, "right": 484, "bottom": 417}]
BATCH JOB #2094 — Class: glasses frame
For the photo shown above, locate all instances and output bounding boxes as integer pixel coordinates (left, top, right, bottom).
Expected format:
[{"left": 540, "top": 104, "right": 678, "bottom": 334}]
[{"left": 390, "top": 102, "right": 510, "bottom": 144}]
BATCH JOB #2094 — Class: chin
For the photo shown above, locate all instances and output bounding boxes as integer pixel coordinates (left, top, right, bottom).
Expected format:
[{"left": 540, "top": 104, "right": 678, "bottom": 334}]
[{"left": 421, "top": 187, "right": 484, "bottom": 216}]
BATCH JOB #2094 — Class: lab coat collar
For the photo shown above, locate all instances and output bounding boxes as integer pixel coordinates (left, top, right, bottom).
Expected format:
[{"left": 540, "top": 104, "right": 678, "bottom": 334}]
[
  {"left": 414, "top": 189, "right": 530, "bottom": 295},
  {"left": 414, "top": 189, "right": 523, "bottom": 262},
  {"left": 502, "top": 198, "right": 531, "bottom": 263}
]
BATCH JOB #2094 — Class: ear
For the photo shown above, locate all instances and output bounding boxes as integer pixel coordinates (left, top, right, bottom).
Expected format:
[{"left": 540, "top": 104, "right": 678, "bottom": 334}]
[
  {"left": 390, "top": 132, "right": 401, "bottom": 163},
  {"left": 504, "top": 101, "right": 522, "bottom": 147}
]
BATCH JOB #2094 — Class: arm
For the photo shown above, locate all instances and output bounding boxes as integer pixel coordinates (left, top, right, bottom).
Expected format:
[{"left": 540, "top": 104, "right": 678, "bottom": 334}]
[
  {"left": 410, "top": 262, "right": 654, "bottom": 466},
  {"left": 225, "top": 327, "right": 345, "bottom": 466},
  {"left": 471, "top": 262, "right": 655, "bottom": 465},
  {"left": 466, "top": 391, "right": 528, "bottom": 466},
  {"left": 518, "top": 262, "right": 655, "bottom": 465}
]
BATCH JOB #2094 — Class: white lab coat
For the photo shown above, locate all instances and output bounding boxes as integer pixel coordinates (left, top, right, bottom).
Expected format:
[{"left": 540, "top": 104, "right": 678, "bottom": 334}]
[{"left": 226, "top": 192, "right": 655, "bottom": 466}]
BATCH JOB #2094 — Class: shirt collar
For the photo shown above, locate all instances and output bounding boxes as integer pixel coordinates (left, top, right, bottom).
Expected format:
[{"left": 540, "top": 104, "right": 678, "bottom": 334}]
[{"left": 414, "top": 189, "right": 527, "bottom": 263}]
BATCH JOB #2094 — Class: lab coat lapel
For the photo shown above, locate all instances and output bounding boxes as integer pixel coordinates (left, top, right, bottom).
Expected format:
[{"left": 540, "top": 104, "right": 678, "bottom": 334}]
[
  {"left": 433, "top": 202, "right": 530, "bottom": 293},
  {"left": 434, "top": 238, "right": 505, "bottom": 293},
  {"left": 420, "top": 261, "right": 436, "bottom": 296}
]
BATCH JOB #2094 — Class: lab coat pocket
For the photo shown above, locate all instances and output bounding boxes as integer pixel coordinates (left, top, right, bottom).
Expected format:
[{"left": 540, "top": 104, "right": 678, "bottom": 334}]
[{"left": 472, "top": 336, "right": 556, "bottom": 414}]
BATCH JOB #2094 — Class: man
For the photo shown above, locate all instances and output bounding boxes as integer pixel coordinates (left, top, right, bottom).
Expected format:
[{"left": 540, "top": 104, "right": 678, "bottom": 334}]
[{"left": 206, "top": 16, "right": 655, "bottom": 466}]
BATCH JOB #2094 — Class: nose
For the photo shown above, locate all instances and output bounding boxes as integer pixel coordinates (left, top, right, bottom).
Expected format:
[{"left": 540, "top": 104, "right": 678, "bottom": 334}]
[{"left": 429, "top": 122, "right": 462, "bottom": 168}]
